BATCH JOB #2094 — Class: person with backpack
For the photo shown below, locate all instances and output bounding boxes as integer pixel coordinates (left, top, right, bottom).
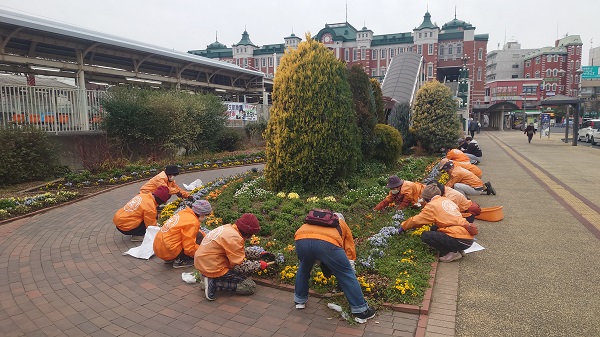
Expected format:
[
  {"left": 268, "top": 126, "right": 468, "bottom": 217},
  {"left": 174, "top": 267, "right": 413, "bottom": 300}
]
[
  {"left": 462, "top": 137, "right": 483, "bottom": 164},
  {"left": 398, "top": 185, "right": 478, "bottom": 263},
  {"left": 468, "top": 118, "right": 478, "bottom": 138},
  {"left": 293, "top": 210, "right": 376, "bottom": 324}
]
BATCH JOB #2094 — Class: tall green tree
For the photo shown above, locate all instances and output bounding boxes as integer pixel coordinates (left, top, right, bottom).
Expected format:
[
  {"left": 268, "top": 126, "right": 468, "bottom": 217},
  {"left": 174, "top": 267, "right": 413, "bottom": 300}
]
[
  {"left": 370, "top": 78, "right": 386, "bottom": 124},
  {"left": 411, "top": 80, "right": 462, "bottom": 153},
  {"left": 264, "top": 34, "right": 361, "bottom": 192},
  {"left": 389, "top": 102, "right": 416, "bottom": 153},
  {"left": 348, "top": 64, "right": 377, "bottom": 160}
]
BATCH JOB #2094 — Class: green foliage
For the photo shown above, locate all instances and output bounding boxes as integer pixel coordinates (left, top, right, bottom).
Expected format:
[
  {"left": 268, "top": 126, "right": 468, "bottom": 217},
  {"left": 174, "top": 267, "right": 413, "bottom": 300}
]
[
  {"left": 372, "top": 124, "right": 403, "bottom": 166},
  {"left": 264, "top": 34, "right": 361, "bottom": 192},
  {"left": 0, "top": 127, "right": 64, "bottom": 186},
  {"left": 411, "top": 81, "right": 462, "bottom": 154},
  {"left": 101, "top": 87, "right": 227, "bottom": 159},
  {"left": 348, "top": 64, "right": 378, "bottom": 160},
  {"left": 370, "top": 78, "right": 386, "bottom": 124},
  {"left": 244, "top": 119, "right": 267, "bottom": 143},
  {"left": 389, "top": 102, "right": 416, "bottom": 153},
  {"left": 215, "top": 128, "right": 242, "bottom": 152}
]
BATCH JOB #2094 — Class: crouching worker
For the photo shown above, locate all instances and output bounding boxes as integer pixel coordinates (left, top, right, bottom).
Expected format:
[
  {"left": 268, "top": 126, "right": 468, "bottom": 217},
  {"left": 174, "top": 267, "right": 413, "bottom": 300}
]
[
  {"left": 113, "top": 186, "right": 170, "bottom": 242},
  {"left": 140, "top": 165, "right": 190, "bottom": 200},
  {"left": 153, "top": 200, "right": 212, "bottom": 268},
  {"left": 374, "top": 175, "right": 425, "bottom": 211},
  {"left": 195, "top": 213, "right": 267, "bottom": 301},
  {"left": 399, "top": 185, "right": 478, "bottom": 263},
  {"left": 294, "top": 210, "right": 376, "bottom": 324},
  {"left": 429, "top": 182, "right": 481, "bottom": 223}
]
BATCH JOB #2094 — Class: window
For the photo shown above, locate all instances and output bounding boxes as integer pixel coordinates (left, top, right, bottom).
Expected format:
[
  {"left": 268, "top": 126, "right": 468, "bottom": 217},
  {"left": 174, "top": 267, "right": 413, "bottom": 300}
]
[
  {"left": 244, "top": 58, "right": 248, "bottom": 67},
  {"left": 562, "top": 56, "right": 566, "bottom": 62},
  {"left": 372, "top": 69, "right": 377, "bottom": 76},
  {"left": 429, "top": 32, "right": 433, "bottom": 37},
  {"left": 372, "top": 49, "right": 377, "bottom": 59},
  {"left": 536, "top": 57, "right": 540, "bottom": 64},
  {"left": 512, "top": 64, "right": 519, "bottom": 69},
  {"left": 390, "top": 48, "right": 395, "bottom": 58},
  {"left": 552, "top": 83, "right": 557, "bottom": 92},
  {"left": 419, "top": 33, "right": 422, "bottom": 38},
  {"left": 526, "top": 73, "right": 530, "bottom": 78},
  {"left": 553, "top": 69, "right": 558, "bottom": 76},
  {"left": 478, "top": 48, "right": 483, "bottom": 60},
  {"left": 345, "top": 49, "right": 349, "bottom": 61},
  {"left": 448, "top": 46, "right": 453, "bottom": 54},
  {"left": 554, "top": 55, "right": 559, "bottom": 62},
  {"left": 526, "top": 60, "right": 531, "bottom": 67},
  {"left": 457, "top": 45, "right": 462, "bottom": 55},
  {"left": 361, "top": 47, "right": 366, "bottom": 60},
  {"left": 577, "top": 46, "right": 581, "bottom": 55},
  {"left": 427, "top": 63, "right": 433, "bottom": 77},
  {"left": 535, "top": 71, "right": 540, "bottom": 78},
  {"left": 417, "top": 45, "right": 422, "bottom": 54},
  {"left": 381, "top": 49, "right": 386, "bottom": 59},
  {"left": 477, "top": 67, "right": 482, "bottom": 81},
  {"left": 546, "top": 83, "right": 551, "bottom": 91},
  {"left": 546, "top": 69, "right": 552, "bottom": 77},
  {"left": 381, "top": 67, "right": 386, "bottom": 77},
  {"left": 269, "top": 57, "right": 273, "bottom": 66},
  {"left": 511, "top": 74, "right": 519, "bottom": 78},
  {"left": 439, "top": 46, "right": 444, "bottom": 56},
  {"left": 576, "top": 60, "right": 580, "bottom": 69},
  {"left": 262, "top": 58, "right": 266, "bottom": 67},
  {"left": 428, "top": 43, "right": 433, "bottom": 55},
  {"left": 547, "top": 55, "right": 552, "bottom": 63},
  {"left": 353, "top": 49, "right": 358, "bottom": 61}
]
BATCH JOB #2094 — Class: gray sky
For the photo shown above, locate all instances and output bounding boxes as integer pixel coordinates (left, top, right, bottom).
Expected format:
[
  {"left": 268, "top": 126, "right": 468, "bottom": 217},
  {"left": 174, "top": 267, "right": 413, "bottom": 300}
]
[{"left": 1, "top": 0, "right": 598, "bottom": 65}]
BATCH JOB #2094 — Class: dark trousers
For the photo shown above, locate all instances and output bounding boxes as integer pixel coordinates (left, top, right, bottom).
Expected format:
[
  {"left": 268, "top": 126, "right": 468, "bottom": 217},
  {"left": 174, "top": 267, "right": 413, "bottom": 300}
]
[
  {"left": 469, "top": 129, "right": 476, "bottom": 138},
  {"left": 527, "top": 133, "right": 533, "bottom": 143},
  {"left": 116, "top": 222, "right": 146, "bottom": 236},
  {"left": 421, "top": 231, "right": 473, "bottom": 256}
]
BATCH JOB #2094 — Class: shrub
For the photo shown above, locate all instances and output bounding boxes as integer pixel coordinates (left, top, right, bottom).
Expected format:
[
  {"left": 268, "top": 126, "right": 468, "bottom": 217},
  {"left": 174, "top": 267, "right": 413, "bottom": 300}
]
[
  {"left": 0, "top": 127, "right": 63, "bottom": 186},
  {"left": 264, "top": 33, "right": 361, "bottom": 192},
  {"left": 411, "top": 81, "right": 462, "bottom": 154},
  {"left": 389, "top": 102, "right": 416, "bottom": 153},
  {"left": 370, "top": 78, "right": 386, "bottom": 124},
  {"left": 373, "top": 124, "right": 403, "bottom": 166},
  {"left": 215, "top": 129, "right": 242, "bottom": 152},
  {"left": 348, "top": 64, "right": 378, "bottom": 161}
]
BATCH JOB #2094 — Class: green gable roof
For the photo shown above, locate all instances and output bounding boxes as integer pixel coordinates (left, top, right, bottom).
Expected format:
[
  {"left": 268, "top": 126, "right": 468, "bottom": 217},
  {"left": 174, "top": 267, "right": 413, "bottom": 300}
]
[
  {"left": 234, "top": 30, "right": 258, "bottom": 47},
  {"left": 253, "top": 44, "right": 285, "bottom": 55},
  {"left": 475, "top": 34, "right": 489, "bottom": 41},
  {"left": 371, "top": 32, "right": 413, "bottom": 46},
  {"left": 442, "top": 17, "right": 475, "bottom": 32},
  {"left": 188, "top": 49, "right": 232, "bottom": 58},
  {"left": 315, "top": 22, "right": 358, "bottom": 42},
  {"left": 415, "top": 11, "right": 438, "bottom": 30}
]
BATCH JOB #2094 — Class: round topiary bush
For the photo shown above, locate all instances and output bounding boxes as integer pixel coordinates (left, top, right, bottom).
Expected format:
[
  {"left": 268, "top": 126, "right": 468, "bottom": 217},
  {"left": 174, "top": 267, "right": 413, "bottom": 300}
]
[{"left": 373, "top": 124, "right": 403, "bottom": 166}]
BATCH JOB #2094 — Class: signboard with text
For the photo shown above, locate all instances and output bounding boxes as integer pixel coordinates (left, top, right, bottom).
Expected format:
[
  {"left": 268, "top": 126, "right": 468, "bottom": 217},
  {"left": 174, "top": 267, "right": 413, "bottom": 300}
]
[
  {"left": 582, "top": 66, "right": 600, "bottom": 79},
  {"left": 224, "top": 102, "right": 257, "bottom": 121}
]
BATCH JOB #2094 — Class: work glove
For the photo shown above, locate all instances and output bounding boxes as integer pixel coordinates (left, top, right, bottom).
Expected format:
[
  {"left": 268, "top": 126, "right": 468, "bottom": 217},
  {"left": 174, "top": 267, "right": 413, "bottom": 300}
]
[
  {"left": 187, "top": 195, "right": 196, "bottom": 202},
  {"left": 259, "top": 260, "right": 269, "bottom": 270},
  {"left": 463, "top": 223, "right": 479, "bottom": 236},
  {"left": 397, "top": 226, "right": 405, "bottom": 235},
  {"left": 260, "top": 252, "right": 276, "bottom": 262}
]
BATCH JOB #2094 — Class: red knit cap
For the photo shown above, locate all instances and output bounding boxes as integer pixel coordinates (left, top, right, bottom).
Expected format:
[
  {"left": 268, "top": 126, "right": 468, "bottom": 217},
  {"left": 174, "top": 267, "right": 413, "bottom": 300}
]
[
  {"left": 235, "top": 213, "right": 260, "bottom": 236},
  {"left": 152, "top": 186, "right": 170, "bottom": 204}
]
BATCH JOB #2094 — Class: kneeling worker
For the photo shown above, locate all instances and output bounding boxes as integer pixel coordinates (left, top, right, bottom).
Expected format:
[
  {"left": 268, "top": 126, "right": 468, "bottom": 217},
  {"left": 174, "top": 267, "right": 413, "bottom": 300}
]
[
  {"left": 374, "top": 175, "right": 425, "bottom": 211},
  {"left": 113, "top": 186, "right": 170, "bottom": 242},
  {"left": 153, "top": 200, "right": 212, "bottom": 268}
]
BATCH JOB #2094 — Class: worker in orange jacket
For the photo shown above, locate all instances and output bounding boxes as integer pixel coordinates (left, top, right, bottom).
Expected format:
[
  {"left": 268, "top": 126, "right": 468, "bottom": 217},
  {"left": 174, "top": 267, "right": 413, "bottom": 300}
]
[
  {"left": 374, "top": 175, "right": 425, "bottom": 211},
  {"left": 140, "top": 165, "right": 190, "bottom": 199},
  {"left": 428, "top": 182, "right": 481, "bottom": 223},
  {"left": 113, "top": 186, "right": 170, "bottom": 242},
  {"left": 441, "top": 160, "right": 495, "bottom": 197},
  {"left": 439, "top": 158, "right": 482, "bottom": 178},
  {"left": 399, "top": 185, "right": 478, "bottom": 263},
  {"left": 195, "top": 213, "right": 268, "bottom": 301},
  {"left": 153, "top": 200, "right": 212, "bottom": 268},
  {"left": 445, "top": 148, "right": 472, "bottom": 163},
  {"left": 294, "top": 211, "right": 376, "bottom": 323}
]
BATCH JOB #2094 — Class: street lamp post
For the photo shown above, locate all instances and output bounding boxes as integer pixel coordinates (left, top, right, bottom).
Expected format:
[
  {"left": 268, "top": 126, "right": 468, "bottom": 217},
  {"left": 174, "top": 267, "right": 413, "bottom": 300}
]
[{"left": 572, "top": 68, "right": 583, "bottom": 146}]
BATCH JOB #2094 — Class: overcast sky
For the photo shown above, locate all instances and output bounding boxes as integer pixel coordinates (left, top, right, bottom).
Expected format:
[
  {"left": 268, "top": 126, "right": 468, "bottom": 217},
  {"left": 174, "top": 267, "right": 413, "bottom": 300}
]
[{"left": 1, "top": 0, "right": 598, "bottom": 65}]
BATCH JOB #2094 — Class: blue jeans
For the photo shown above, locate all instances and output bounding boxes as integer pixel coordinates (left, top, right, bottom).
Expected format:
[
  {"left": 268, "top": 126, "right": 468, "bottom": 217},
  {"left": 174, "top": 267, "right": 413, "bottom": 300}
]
[{"left": 294, "top": 239, "right": 368, "bottom": 314}]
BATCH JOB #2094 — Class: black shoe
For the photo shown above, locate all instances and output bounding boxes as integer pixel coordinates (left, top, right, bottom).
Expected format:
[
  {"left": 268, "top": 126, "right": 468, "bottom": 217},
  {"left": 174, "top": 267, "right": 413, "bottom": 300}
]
[
  {"left": 173, "top": 258, "right": 194, "bottom": 269},
  {"left": 353, "top": 307, "right": 376, "bottom": 323},
  {"left": 485, "top": 182, "right": 496, "bottom": 195},
  {"left": 204, "top": 277, "right": 216, "bottom": 301}
]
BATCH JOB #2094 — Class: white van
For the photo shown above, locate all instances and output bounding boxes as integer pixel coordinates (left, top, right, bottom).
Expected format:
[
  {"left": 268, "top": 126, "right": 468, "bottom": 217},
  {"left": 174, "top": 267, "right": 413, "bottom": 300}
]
[{"left": 577, "top": 119, "right": 600, "bottom": 143}]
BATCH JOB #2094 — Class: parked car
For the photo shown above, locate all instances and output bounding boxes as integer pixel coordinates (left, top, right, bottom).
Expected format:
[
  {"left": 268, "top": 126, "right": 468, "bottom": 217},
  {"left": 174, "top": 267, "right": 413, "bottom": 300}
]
[
  {"left": 590, "top": 127, "right": 600, "bottom": 145},
  {"left": 577, "top": 119, "right": 600, "bottom": 143}
]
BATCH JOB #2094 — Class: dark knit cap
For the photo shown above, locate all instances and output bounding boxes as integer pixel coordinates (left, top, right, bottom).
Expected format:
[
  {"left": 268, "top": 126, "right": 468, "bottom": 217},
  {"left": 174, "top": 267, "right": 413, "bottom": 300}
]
[
  {"left": 165, "top": 165, "right": 180, "bottom": 176},
  {"left": 421, "top": 185, "right": 441, "bottom": 201}
]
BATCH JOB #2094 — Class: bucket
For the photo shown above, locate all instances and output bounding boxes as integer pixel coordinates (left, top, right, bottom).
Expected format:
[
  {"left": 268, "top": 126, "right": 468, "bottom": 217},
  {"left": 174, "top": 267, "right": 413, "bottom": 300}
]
[{"left": 475, "top": 206, "right": 503, "bottom": 222}]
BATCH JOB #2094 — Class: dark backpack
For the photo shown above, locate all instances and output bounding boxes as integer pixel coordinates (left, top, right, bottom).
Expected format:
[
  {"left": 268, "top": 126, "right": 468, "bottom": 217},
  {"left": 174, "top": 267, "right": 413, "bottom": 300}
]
[{"left": 304, "top": 209, "right": 342, "bottom": 236}]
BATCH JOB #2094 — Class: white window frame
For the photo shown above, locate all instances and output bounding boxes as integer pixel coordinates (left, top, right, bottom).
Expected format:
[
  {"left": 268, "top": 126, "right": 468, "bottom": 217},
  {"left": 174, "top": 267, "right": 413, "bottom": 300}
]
[
  {"left": 477, "top": 67, "right": 482, "bottom": 81},
  {"left": 262, "top": 58, "right": 266, "bottom": 67},
  {"left": 427, "top": 63, "right": 433, "bottom": 77},
  {"left": 353, "top": 49, "right": 358, "bottom": 61},
  {"left": 345, "top": 49, "right": 350, "bottom": 61},
  {"left": 361, "top": 47, "right": 366, "bottom": 60},
  {"left": 547, "top": 55, "right": 552, "bottom": 63},
  {"left": 478, "top": 48, "right": 483, "bottom": 60},
  {"left": 269, "top": 57, "right": 273, "bottom": 67},
  {"left": 457, "top": 45, "right": 462, "bottom": 55},
  {"left": 417, "top": 45, "right": 422, "bottom": 55},
  {"left": 381, "top": 49, "right": 386, "bottom": 59},
  {"left": 372, "top": 49, "right": 377, "bottom": 60},
  {"left": 428, "top": 43, "right": 433, "bottom": 55}
]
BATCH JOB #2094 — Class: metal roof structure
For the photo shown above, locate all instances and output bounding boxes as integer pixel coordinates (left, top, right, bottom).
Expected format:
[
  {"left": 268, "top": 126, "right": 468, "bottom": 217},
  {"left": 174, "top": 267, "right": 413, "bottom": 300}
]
[
  {"left": 0, "top": 9, "right": 270, "bottom": 93},
  {"left": 381, "top": 52, "right": 424, "bottom": 106}
]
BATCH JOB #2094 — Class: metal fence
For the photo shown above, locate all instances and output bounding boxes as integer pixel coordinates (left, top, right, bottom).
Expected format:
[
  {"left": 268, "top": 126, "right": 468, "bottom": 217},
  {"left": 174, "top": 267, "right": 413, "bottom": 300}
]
[{"left": 0, "top": 84, "right": 105, "bottom": 133}]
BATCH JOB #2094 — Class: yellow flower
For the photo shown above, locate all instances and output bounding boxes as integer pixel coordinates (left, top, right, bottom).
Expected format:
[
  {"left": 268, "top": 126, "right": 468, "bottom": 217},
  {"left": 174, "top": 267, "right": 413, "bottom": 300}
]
[
  {"left": 287, "top": 192, "right": 299, "bottom": 199},
  {"left": 323, "top": 196, "right": 336, "bottom": 202},
  {"left": 249, "top": 235, "right": 261, "bottom": 245},
  {"left": 306, "top": 196, "right": 319, "bottom": 203},
  {"left": 276, "top": 192, "right": 286, "bottom": 198}
]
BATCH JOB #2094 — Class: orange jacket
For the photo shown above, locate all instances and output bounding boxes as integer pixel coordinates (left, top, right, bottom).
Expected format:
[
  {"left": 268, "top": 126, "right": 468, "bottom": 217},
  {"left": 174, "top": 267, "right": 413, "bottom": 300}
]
[
  {"left": 294, "top": 219, "right": 356, "bottom": 260},
  {"left": 140, "top": 171, "right": 190, "bottom": 198},
  {"left": 194, "top": 224, "right": 246, "bottom": 278},
  {"left": 401, "top": 195, "right": 474, "bottom": 240},
  {"left": 113, "top": 193, "right": 158, "bottom": 231},
  {"left": 446, "top": 167, "right": 484, "bottom": 189},
  {"left": 374, "top": 181, "right": 425, "bottom": 210},
  {"left": 446, "top": 149, "right": 471, "bottom": 163},
  {"left": 444, "top": 186, "right": 473, "bottom": 213},
  {"left": 453, "top": 161, "right": 482, "bottom": 178},
  {"left": 153, "top": 207, "right": 201, "bottom": 261}
]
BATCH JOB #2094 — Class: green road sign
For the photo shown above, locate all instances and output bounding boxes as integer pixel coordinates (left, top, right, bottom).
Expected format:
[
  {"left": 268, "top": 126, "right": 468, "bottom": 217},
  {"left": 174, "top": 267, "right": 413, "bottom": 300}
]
[{"left": 582, "top": 66, "right": 600, "bottom": 79}]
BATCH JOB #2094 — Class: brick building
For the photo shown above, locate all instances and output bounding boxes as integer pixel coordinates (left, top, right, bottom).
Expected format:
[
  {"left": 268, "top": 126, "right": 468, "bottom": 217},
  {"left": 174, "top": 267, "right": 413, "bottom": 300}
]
[{"left": 188, "top": 11, "right": 489, "bottom": 111}]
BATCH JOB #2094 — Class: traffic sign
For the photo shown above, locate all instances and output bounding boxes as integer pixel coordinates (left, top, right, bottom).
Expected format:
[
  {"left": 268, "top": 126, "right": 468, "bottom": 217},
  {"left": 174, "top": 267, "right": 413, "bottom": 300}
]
[{"left": 582, "top": 66, "right": 600, "bottom": 79}]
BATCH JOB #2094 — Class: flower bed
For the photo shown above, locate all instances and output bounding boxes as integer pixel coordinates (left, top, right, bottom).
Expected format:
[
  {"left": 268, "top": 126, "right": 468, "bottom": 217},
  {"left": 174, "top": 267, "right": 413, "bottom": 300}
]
[
  {"left": 0, "top": 191, "right": 80, "bottom": 220},
  {"left": 161, "top": 157, "right": 442, "bottom": 307}
]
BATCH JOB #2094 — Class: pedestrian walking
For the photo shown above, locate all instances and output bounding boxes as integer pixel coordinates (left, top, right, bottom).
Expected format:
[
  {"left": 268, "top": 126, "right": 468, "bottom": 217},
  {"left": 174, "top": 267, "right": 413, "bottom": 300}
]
[
  {"left": 524, "top": 123, "right": 536, "bottom": 143},
  {"left": 468, "top": 118, "right": 477, "bottom": 138}
]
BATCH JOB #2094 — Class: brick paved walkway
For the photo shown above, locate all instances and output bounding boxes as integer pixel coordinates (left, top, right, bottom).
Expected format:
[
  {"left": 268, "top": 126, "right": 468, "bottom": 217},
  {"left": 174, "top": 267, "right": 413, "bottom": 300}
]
[{"left": 0, "top": 164, "right": 422, "bottom": 337}]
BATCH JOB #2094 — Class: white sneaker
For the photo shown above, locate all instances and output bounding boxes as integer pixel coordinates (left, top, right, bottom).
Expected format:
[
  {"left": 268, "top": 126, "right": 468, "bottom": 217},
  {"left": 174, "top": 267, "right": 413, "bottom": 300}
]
[
  {"left": 439, "top": 251, "right": 462, "bottom": 263},
  {"left": 295, "top": 301, "right": 306, "bottom": 309}
]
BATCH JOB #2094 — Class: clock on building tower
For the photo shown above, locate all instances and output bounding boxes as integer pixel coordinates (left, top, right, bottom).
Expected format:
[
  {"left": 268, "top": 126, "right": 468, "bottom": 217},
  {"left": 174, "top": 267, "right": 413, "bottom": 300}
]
[{"left": 321, "top": 33, "right": 332, "bottom": 43}]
